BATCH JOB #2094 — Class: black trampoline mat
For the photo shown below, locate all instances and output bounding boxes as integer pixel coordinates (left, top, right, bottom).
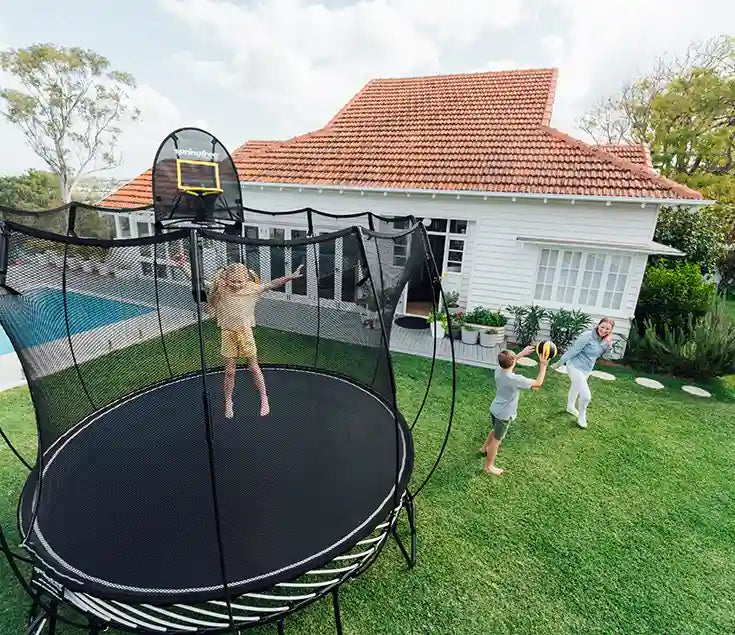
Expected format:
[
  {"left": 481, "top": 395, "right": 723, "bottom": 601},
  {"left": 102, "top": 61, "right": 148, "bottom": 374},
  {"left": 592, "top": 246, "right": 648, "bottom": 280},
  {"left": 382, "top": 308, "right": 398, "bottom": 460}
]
[{"left": 20, "top": 367, "right": 413, "bottom": 603}]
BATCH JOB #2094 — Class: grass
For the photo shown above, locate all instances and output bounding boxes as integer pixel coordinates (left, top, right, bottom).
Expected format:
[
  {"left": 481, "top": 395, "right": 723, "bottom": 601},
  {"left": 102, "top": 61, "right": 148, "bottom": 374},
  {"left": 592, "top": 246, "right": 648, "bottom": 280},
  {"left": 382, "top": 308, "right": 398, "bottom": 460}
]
[
  {"left": 1, "top": 335, "right": 735, "bottom": 633},
  {"left": 725, "top": 296, "right": 735, "bottom": 322}
]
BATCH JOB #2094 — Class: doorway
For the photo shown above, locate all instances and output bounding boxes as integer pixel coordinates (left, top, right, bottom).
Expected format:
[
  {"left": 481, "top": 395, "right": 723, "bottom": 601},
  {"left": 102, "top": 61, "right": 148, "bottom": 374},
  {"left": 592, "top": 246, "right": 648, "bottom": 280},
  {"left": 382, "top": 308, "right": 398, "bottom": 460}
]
[{"left": 406, "top": 233, "right": 445, "bottom": 316}]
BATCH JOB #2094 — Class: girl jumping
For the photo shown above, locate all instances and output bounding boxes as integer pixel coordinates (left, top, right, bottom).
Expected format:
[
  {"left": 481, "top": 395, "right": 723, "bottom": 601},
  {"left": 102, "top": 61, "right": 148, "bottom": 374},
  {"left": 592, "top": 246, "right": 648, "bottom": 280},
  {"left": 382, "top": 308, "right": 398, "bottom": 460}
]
[{"left": 175, "top": 256, "right": 303, "bottom": 418}]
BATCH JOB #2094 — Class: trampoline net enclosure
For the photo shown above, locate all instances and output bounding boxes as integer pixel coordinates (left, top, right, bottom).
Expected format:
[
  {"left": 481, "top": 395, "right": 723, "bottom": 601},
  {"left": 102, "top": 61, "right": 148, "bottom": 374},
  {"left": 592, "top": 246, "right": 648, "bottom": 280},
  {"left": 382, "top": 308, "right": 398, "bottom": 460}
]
[{"left": 0, "top": 201, "right": 451, "bottom": 624}]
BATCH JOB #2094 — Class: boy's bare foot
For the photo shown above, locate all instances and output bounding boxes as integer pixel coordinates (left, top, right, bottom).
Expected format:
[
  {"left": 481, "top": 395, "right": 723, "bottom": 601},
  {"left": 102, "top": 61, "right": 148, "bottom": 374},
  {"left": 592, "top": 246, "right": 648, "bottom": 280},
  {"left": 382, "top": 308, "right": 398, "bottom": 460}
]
[
  {"left": 260, "top": 399, "right": 270, "bottom": 417},
  {"left": 483, "top": 463, "right": 505, "bottom": 476},
  {"left": 225, "top": 400, "right": 234, "bottom": 419}
]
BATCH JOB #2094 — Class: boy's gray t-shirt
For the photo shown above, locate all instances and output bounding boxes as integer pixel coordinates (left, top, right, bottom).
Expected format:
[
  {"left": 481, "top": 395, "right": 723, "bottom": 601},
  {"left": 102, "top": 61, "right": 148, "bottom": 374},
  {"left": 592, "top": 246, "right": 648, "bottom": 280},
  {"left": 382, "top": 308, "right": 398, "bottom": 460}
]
[{"left": 490, "top": 368, "right": 534, "bottom": 421}]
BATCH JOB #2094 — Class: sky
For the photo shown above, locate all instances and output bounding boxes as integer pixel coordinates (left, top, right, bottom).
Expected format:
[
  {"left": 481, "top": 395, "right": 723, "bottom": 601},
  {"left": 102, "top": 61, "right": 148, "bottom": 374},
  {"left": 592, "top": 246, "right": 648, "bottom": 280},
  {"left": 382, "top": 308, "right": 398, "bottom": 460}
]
[{"left": 0, "top": 0, "right": 733, "bottom": 179}]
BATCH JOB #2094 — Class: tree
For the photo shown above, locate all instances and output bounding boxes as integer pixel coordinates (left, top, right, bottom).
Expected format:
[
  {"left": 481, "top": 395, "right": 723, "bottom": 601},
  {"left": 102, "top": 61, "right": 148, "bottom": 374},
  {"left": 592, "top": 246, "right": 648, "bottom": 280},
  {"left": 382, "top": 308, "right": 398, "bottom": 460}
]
[
  {"left": 578, "top": 35, "right": 735, "bottom": 276},
  {"left": 0, "top": 169, "right": 62, "bottom": 210},
  {"left": 0, "top": 43, "right": 140, "bottom": 203},
  {"left": 653, "top": 205, "right": 732, "bottom": 275}
]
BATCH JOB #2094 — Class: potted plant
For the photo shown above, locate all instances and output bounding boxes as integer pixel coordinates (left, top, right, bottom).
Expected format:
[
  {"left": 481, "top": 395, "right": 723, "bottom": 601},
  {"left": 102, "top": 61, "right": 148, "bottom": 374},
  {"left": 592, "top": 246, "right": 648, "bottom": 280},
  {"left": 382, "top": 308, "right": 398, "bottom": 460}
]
[
  {"left": 427, "top": 310, "right": 444, "bottom": 339},
  {"left": 442, "top": 290, "right": 460, "bottom": 315},
  {"left": 461, "top": 322, "right": 479, "bottom": 345},
  {"left": 446, "top": 311, "right": 463, "bottom": 340},
  {"left": 479, "top": 310, "right": 508, "bottom": 348}
]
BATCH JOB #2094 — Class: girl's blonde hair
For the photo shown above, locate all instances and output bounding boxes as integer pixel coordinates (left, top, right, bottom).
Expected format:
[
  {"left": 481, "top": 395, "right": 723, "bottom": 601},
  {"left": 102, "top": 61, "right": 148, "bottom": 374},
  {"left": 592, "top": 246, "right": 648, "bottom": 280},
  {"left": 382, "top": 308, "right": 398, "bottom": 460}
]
[{"left": 209, "top": 263, "right": 260, "bottom": 310}]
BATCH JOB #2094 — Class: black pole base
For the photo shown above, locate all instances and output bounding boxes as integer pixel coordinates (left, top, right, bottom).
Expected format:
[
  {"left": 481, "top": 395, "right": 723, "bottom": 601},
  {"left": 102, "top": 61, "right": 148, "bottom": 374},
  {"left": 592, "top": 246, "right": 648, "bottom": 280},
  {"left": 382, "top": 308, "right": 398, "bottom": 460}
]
[
  {"left": 392, "top": 493, "right": 417, "bottom": 568},
  {"left": 27, "top": 601, "right": 56, "bottom": 635},
  {"left": 332, "top": 587, "right": 343, "bottom": 635}
]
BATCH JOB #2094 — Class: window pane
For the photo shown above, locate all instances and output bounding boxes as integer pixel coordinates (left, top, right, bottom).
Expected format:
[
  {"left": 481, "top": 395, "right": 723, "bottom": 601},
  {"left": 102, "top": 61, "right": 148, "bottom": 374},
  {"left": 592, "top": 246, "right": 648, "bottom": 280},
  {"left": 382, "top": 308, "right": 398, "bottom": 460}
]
[
  {"left": 449, "top": 239, "right": 464, "bottom": 251},
  {"left": 449, "top": 220, "right": 467, "bottom": 234},
  {"left": 318, "top": 234, "right": 335, "bottom": 299},
  {"left": 602, "top": 255, "right": 631, "bottom": 309},
  {"left": 424, "top": 218, "right": 447, "bottom": 232},
  {"left": 291, "top": 229, "right": 307, "bottom": 296},
  {"left": 555, "top": 251, "right": 582, "bottom": 304},
  {"left": 119, "top": 216, "right": 131, "bottom": 238},
  {"left": 447, "top": 262, "right": 461, "bottom": 273},
  {"left": 269, "top": 228, "right": 285, "bottom": 293},
  {"left": 448, "top": 250, "right": 463, "bottom": 263},
  {"left": 578, "top": 253, "right": 605, "bottom": 306}
]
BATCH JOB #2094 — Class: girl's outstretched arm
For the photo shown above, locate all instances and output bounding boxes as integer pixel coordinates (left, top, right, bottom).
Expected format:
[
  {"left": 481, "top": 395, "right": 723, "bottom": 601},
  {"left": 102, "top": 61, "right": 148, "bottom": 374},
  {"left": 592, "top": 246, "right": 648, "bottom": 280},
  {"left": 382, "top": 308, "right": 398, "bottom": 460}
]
[{"left": 261, "top": 263, "right": 304, "bottom": 292}]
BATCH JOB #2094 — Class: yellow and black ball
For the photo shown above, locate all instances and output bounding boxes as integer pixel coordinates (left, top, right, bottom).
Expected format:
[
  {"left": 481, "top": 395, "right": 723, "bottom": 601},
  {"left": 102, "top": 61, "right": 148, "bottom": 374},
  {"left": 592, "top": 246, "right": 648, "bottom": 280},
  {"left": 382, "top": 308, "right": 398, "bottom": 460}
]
[{"left": 535, "top": 340, "right": 558, "bottom": 361}]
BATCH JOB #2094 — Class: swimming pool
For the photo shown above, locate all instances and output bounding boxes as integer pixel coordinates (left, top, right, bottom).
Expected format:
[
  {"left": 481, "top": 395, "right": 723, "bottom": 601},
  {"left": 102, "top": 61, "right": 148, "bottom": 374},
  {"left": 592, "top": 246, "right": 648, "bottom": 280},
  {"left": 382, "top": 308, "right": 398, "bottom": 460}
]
[{"left": 0, "top": 288, "right": 154, "bottom": 356}]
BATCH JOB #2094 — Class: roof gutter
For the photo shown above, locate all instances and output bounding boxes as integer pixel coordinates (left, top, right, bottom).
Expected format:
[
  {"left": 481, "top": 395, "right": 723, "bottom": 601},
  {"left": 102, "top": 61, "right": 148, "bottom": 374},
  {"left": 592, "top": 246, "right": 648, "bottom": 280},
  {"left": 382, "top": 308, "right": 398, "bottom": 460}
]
[{"left": 241, "top": 181, "right": 715, "bottom": 207}]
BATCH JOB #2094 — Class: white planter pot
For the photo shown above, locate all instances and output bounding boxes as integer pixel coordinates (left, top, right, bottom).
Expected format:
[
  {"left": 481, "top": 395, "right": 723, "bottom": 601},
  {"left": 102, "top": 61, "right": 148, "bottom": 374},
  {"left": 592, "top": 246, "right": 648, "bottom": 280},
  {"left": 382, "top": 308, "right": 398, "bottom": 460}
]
[
  {"left": 97, "top": 263, "right": 111, "bottom": 276},
  {"left": 461, "top": 328, "right": 479, "bottom": 345},
  {"left": 480, "top": 328, "right": 505, "bottom": 348},
  {"left": 429, "top": 322, "right": 445, "bottom": 339}
]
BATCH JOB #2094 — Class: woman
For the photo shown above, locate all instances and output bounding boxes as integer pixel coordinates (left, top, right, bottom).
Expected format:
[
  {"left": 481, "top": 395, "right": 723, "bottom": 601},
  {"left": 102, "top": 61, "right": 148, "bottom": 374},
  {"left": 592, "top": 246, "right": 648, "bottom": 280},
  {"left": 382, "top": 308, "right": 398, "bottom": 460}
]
[{"left": 552, "top": 317, "right": 614, "bottom": 429}]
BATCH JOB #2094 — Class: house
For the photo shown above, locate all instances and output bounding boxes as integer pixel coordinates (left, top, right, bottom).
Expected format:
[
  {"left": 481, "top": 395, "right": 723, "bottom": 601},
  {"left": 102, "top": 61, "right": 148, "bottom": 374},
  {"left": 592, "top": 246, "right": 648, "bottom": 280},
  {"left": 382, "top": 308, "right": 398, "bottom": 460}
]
[{"left": 101, "top": 68, "right": 710, "bottom": 358}]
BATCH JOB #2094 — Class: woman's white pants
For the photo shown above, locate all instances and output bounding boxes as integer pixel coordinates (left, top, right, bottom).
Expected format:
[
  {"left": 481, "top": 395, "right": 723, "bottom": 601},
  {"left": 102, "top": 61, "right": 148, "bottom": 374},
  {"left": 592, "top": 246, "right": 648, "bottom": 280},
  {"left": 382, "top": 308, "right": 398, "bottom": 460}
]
[{"left": 566, "top": 362, "right": 591, "bottom": 426}]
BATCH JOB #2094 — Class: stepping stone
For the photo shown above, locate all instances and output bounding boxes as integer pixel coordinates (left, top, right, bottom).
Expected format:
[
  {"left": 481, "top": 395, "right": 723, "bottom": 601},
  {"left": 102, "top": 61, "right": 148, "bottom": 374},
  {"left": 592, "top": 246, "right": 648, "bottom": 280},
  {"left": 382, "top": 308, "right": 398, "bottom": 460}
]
[
  {"left": 635, "top": 377, "right": 664, "bottom": 390},
  {"left": 553, "top": 364, "right": 568, "bottom": 374},
  {"left": 516, "top": 357, "right": 537, "bottom": 367},
  {"left": 590, "top": 370, "right": 616, "bottom": 381},
  {"left": 682, "top": 385, "right": 711, "bottom": 398}
]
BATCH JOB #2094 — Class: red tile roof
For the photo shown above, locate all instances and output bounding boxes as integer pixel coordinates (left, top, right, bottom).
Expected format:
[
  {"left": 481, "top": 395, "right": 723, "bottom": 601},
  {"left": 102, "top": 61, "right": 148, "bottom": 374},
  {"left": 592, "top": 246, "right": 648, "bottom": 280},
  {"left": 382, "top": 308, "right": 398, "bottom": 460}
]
[
  {"left": 594, "top": 144, "right": 653, "bottom": 168},
  {"left": 101, "top": 68, "right": 703, "bottom": 205}
]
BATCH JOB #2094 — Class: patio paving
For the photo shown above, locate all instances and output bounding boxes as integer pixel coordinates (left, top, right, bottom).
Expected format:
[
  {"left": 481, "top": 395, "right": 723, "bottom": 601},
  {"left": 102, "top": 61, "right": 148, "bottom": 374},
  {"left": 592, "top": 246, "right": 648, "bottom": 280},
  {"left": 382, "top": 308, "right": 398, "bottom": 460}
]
[{"left": 389, "top": 325, "right": 499, "bottom": 368}]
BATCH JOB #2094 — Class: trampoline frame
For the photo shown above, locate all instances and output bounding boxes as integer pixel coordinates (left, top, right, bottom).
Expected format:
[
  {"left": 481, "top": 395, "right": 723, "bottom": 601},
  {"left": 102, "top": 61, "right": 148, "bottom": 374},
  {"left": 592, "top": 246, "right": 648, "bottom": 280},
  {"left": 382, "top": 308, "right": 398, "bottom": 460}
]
[{"left": 0, "top": 203, "right": 456, "bottom": 635}]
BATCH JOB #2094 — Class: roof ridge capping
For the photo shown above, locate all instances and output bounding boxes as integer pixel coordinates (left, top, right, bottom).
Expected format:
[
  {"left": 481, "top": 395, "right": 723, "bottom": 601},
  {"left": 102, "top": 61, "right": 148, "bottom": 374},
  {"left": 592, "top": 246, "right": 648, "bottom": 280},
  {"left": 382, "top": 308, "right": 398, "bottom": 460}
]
[{"left": 541, "top": 126, "right": 704, "bottom": 200}]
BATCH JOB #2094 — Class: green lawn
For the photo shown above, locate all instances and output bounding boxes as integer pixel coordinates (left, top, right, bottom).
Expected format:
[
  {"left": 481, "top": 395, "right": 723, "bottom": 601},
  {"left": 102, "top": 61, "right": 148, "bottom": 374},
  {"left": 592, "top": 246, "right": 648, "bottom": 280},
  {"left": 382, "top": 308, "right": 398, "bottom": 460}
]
[
  {"left": 725, "top": 296, "right": 735, "bottom": 322},
  {"left": 1, "top": 343, "right": 735, "bottom": 633}
]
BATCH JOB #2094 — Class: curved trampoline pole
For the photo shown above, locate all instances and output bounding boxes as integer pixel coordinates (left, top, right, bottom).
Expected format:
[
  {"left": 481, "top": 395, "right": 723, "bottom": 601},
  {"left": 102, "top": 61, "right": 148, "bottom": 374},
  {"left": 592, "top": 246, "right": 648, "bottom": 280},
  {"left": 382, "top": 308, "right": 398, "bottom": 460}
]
[
  {"left": 188, "top": 228, "right": 236, "bottom": 633},
  {"left": 408, "top": 225, "right": 440, "bottom": 432},
  {"left": 355, "top": 227, "right": 410, "bottom": 572},
  {"left": 152, "top": 240, "right": 173, "bottom": 378},
  {"left": 411, "top": 224, "right": 457, "bottom": 499}
]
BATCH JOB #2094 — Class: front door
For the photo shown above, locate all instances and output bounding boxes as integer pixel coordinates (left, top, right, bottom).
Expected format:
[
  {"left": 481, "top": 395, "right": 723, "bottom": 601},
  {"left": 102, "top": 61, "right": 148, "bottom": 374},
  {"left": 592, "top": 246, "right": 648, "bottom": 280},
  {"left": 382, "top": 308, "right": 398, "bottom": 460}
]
[{"left": 406, "top": 233, "right": 445, "bottom": 315}]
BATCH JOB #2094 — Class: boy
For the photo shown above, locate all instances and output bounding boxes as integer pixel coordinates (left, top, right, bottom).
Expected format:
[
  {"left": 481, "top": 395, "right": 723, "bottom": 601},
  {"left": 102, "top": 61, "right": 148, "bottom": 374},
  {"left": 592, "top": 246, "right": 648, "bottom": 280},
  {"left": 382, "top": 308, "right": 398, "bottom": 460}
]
[{"left": 480, "top": 345, "right": 548, "bottom": 475}]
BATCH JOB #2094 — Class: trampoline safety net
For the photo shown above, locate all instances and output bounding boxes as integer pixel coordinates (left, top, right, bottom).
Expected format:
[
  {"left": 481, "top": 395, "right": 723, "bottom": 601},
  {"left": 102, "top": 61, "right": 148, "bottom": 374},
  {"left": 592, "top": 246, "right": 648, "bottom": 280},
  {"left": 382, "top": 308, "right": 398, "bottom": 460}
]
[{"left": 0, "top": 203, "right": 443, "bottom": 610}]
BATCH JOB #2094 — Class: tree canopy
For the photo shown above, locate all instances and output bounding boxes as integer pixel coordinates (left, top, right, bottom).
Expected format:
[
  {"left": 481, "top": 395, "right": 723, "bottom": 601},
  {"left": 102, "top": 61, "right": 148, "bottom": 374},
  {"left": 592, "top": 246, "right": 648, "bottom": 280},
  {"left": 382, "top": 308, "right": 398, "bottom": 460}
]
[
  {"left": 578, "top": 35, "right": 735, "bottom": 205},
  {"left": 0, "top": 43, "right": 139, "bottom": 203}
]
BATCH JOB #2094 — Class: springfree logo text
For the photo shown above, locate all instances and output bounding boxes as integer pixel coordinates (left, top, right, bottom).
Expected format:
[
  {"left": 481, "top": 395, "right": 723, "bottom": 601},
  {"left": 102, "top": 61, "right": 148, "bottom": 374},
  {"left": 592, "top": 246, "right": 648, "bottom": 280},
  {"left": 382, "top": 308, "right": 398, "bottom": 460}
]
[{"left": 176, "top": 148, "right": 220, "bottom": 161}]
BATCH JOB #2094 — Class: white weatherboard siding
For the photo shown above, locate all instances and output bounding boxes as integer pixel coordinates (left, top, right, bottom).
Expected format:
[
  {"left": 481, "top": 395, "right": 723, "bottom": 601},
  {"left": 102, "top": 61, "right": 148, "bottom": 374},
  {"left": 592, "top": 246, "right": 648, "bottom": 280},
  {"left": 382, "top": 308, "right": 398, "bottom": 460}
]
[
  {"left": 108, "top": 187, "right": 665, "bottom": 358},
  {"left": 242, "top": 188, "right": 664, "bottom": 358}
]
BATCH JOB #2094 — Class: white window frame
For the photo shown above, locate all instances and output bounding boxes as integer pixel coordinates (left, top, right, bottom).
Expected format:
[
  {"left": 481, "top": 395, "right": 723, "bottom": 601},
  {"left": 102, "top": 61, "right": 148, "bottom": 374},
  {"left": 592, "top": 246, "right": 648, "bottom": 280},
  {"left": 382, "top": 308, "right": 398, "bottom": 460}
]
[
  {"left": 532, "top": 247, "right": 633, "bottom": 315},
  {"left": 426, "top": 219, "right": 468, "bottom": 276}
]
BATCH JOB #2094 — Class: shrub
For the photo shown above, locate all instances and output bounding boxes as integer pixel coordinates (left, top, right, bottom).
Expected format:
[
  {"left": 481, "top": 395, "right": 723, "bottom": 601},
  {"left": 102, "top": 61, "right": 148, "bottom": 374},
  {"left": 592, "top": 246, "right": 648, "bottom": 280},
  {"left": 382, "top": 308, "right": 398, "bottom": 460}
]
[
  {"left": 654, "top": 205, "right": 730, "bottom": 276},
  {"left": 547, "top": 308, "right": 592, "bottom": 353},
  {"left": 507, "top": 304, "right": 546, "bottom": 346},
  {"left": 465, "top": 306, "right": 507, "bottom": 327},
  {"left": 635, "top": 261, "right": 716, "bottom": 336},
  {"left": 626, "top": 296, "right": 735, "bottom": 378},
  {"left": 442, "top": 290, "right": 460, "bottom": 309},
  {"left": 718, "top": 248, "right": 735, "bottom": 296}
]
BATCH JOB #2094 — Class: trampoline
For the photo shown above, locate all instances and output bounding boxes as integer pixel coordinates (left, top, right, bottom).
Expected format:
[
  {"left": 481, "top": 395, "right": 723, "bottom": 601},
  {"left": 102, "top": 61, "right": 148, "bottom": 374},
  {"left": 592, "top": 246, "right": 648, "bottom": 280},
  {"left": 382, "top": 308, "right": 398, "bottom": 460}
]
[
  {"left": 0, "top": 127, "right": 455, "bottom": 635},
  {"left": 19, "top": 367, "right": 413, "bottom": 603}
]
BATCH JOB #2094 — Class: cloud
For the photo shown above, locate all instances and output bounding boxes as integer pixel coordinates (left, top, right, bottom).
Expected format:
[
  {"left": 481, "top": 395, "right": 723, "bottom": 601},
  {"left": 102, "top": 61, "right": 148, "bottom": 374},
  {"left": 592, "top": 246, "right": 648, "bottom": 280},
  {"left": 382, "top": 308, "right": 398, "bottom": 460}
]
[
  {"left": 544, "top": 0, "right": 735, "bottom": 139},
  {"left": 114, "top": 83, "right": 213, "bottom": 175},
  {"left": 158, "top": 0, "right": 528, "bottom": 136}
]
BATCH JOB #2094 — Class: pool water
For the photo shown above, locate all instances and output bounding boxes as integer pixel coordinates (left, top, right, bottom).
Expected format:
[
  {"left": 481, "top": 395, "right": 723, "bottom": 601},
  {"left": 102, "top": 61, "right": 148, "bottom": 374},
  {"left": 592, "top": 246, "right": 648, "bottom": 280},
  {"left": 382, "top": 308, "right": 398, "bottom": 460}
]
[{"left": 0, "top": 287, "right": 153, "bottom": 356}]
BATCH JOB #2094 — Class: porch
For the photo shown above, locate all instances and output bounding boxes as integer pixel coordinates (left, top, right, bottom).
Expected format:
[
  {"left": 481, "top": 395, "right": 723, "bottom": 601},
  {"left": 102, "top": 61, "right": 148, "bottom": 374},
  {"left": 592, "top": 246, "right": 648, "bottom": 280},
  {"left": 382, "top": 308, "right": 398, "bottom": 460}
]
[{"left": 389, "top": 323, "right": 499, "bottom": 369}]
